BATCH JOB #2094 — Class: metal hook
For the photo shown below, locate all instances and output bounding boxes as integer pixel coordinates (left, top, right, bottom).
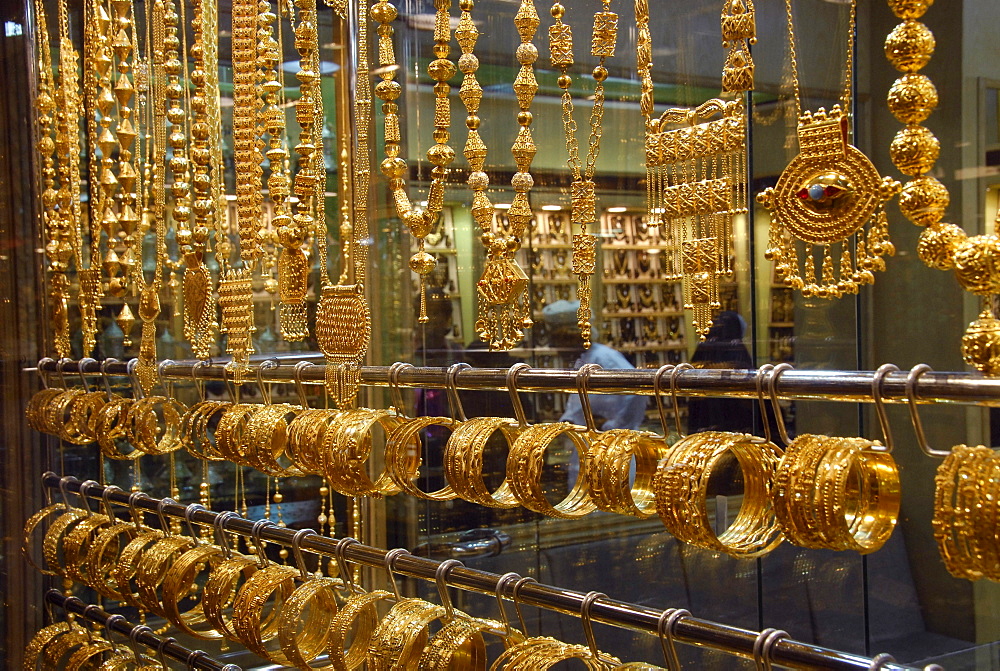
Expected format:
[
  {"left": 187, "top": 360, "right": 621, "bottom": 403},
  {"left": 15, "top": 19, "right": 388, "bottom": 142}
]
[
  {"left": 56, "top": 357, "right": 71, "bottom": 388},
  {"left": 128, "top": 624, "right": 152, "bottom": 664},
  {"left": 511, "top": 576, "right": 537, "bottom": 636},
  {"left": 192, "top": 361, "right": 210, "bottom": 403},
  {"left": 101, "top": 484, "right": 123, "bottom": 520},
  {"left": 156, "top": 636, "right": 176, "bottom": 670},
  {"left": 257, "top": 359, "right": 280, "bottom": 406},
  {"left": 250, "top": 519, "right": 275, "bottom": 568},
  {"left": 292, "top": 361, "right": 314, "bottom": 408},
  {"left": 905, "top": 364, "right": 950, "bottom": 457},
  {"left": 657, "top": 608, "right": 690, "bottom": 671},
  {"left": 183, "top": 504, "right": 206, "bottom": 545},
  {"left": 128, "top": 491, "right": 150, "bottom": 530},
  {"left": 186, "top": 650, "right": 209, "bottom": 670},
  {"left": 42, "top": 471, "right": 55, "bottom": 507},
  {"left": 752, "top": 628, "right": 788, "bottom": 671},
  {"left": 37, "top": 357, "right": 55, "bottom": 389},
  {"left": 580, "top": 591, "right": 606, "bottom": 661},
  {"left": 669, "top": 363, "right": 692, "bottom": 438},
  {"left": 292, "top": 528, "right": 319, "bottom": 580},
  {"left": 871, "top": 363, "right": 899, "bottom": 452},
  {"left": 434, "top": 559, "right": 464, "bottom": 621},
  {"left": 767, "top": 363, "right": 794, "bottom": 445},
  {"left": 445, "top": 363, "right": 471, "bottom": 422},
  {"left": 58, "top": 475, "right": 74, "bottom": 509},
  {"left": 652, "top": 364, "right": 675, "bottom": 440},
  {"left": 334, "top": 537, "right": 361, "bottom": 593},
  {"left": 126, "top": 358, "right": 144, "bottom": 399},
  {"left": 222, "top": 363, "right": 240, "bottom": 404},
  {"left": 77, "top": 358, "right": 96, "bottom": 391},
  {"left": 100, "top": 358, "right": 120, "bottom": 399},
  {"left": 77, "top": 480, "right": 99, "bottom": 517},
  {"left": 81, "top": 604, "right": 100, "bottom": 641},
  {"left": 212, "top": 511, "right": 241, "bottom": 560},
  {"left": 387, "top": 362, "right": 412, "bottom": 415},
  {"left": 868, "top": 653, "right": 897, "bottom": 670},
  {"left": 754, "top": 364, "right": 775, "bottom": 445},
  {"left": 103, "top": 614, "right": 127, "bottom": 655},
  {"left": 383, "top": 548, "right": 409, "bottom": 602},
  {"left": 156, "top": 498, "right": 177, "bottom": 535},
  {"left": 506, "top": 363, "right": 531, "bottom": 428},
  {"left": 157, "top": 359, "right": 177, "bottom": 398},
  {"left": 493, "top": 572, "right": 521, "bottom": 638},
  {"left": 575, "top": 363, "right": 602, "bottom": 432}
]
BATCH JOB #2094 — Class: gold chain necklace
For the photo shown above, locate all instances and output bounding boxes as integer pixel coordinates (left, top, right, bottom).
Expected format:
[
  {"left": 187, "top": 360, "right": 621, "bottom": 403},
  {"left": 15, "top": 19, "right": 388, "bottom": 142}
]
[
  {"left": 475, "top": 0, "right": 537, "bottom": 351},
  {"left": 637, "top": 0, "right": 754, "bottom": 339},
  {"left": 316, "top": 0, "right": 373, "bottom": 408},
  {"left": 549, "top": 0, "right": 617, "bottom": 348},
  {"left": 757, "top": 0, "right": 900, "bottom": 299}
]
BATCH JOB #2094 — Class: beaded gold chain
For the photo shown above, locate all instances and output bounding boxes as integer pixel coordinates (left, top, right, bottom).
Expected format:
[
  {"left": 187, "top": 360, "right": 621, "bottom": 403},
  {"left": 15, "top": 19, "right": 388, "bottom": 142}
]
[
  {"left": 475, "top": 0, "right": 538, "bottom": 351},
  {"left": 548, "top": 0, "right": 617, "bottom": 348},
  {"left": 757, "top": 0, "right": 900, "bottom": 299}
]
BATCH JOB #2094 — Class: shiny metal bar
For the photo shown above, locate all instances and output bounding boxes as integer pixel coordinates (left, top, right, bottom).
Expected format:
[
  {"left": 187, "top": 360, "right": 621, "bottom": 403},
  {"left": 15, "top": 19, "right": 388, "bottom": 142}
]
[
  {"left": 33, "top": 356, "right": 1000, "bottom": 406},
  {"left": 43, "top": 474, "right": 913, "bottom": 670},
  {"left": 43, "top": 591, "right": 239, "bottom": 671}
]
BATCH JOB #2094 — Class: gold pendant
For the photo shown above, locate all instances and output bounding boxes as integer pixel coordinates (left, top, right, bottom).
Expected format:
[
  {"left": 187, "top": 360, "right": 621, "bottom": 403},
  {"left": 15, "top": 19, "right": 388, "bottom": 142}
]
[
  {"left": 218, "top": 267, "right": 255, "bottom": 382},
  {"left": 183, "top": 262, "right": 215, "bottom": 358},
  {"left": 78, "top": 267, "right": 103, "bottom": 356},
  {"left": 758, "top": 105, "right": 901, "bottom": 298},
  {"left": 135, "top": 285, "right": 160, "bottom": 395},
  {"left": 476, "top": 248, "right": 530, "bottom": 351},
  {"left": 278, "top": 247, "right": 309, "bottom": 341},
  {"left": 316, "top": 284, "right": 371, "bottom": 408}
]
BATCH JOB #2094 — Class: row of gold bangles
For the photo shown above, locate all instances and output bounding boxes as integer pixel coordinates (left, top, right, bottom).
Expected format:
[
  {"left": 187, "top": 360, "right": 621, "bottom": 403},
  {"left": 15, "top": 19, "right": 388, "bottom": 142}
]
[{"left": 23, "top": 492, "right": 657, "bottom": 671}]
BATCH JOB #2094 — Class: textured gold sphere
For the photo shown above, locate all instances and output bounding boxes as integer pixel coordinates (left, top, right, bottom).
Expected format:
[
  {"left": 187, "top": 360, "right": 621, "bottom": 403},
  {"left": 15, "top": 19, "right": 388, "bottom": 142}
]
[
  {"left": 427, "top": 143, "right": 456, "bottom": 167},
  {"left": 887, "top": 73, "right": 938, "bottom": 124},
  {"left": 899, "top": 176, "right": 949, "bottom": 226},
  {"left": 962, "top": 310, "right": 1000, "bottom": 376},
  {"left": 953, "top": 234, "right": 1000, "bottom": 295},
  {"left": 409, "top": 251, "right": 438, "bottom": 276},
  {"left": 887, "top": 0, "right": 933, "bottom": 19},
  {"left": 916, "top": 223, "right": 964, "bottom": 270},
  {"left": 890, "top": 125, "right": 940, "bottom": 177},
  {"left": 885, "top": 20, "right": 935, "bottom": 72}
]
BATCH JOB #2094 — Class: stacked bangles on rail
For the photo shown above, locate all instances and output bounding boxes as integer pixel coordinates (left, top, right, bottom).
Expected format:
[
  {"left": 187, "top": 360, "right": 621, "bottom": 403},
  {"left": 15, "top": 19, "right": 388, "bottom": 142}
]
[{"left": 26, "top": 357, "right": 998, "bottom": 572}]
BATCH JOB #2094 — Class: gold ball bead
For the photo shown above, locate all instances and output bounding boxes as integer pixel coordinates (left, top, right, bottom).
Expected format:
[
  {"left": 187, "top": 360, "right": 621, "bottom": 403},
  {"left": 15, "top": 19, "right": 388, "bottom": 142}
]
[
  {"left": 899, "top": 175, "right": 949, "bottom": 226},
  {"left": 557, "top": 74, "right": 572, "bottom": 89},
  {"left": 426, "top": 143, "right": 456, "bottom": 167},
  {"left": 890, "top": 124, "right": 940, "bottom": 177},
  {"left": 592, "top": 66, "right": 608, "bottom": 82},
  {"left": 459, "top": 0, "right": 473, "bottom": 10},
  {"left": 380, "top": 157, "right": 407, "bottom": 179},
  {"left": 406, "top": 210, "right": 432, "bottom": 238},
  {"left": 517, "top": 111, "right": 532, "bottom": 126},
  {"left": 887, "top": 73, "right": 938, "bottom": 124},
  {"left": 374, "top": 79, "right": 401, "bottom": 101},
  {"left": 370, "top": 1, "right": 397, "bottom": 23},
  {"left": 550, "top": 3, "right": 564, "bottom": 18},
  {"left": 884, "top": 20, "right": 935, "bottom": 73},
  {"left": 962, "top": 310, "right": 1000, "bottom": 376},
  {"left": 279, "top": 548, "right": 289, "bottom": 560},
  {"left": 887, "top": 0, "right": 933, "bottom": 19},
  {"left": 272, "top": 492, "right": 283, "bottom": 503},
  {"left": 467, "top": 171, "right": 488, "bottom": 191},
  {"left": 916, "top": 223, "right": 964, "bottom": 270},
  {"left": 409, "top": 251, "right": 438, "bottom": 276},
  {"left": 515, "top": 43, "right": 538, "bottom": 65},
  {"left": 319, "top": 486, "right": 329, "bottom": 496},
  {"left": 953, "top": 234, "right": 1000, "bottom": 294},
  {"left": 427, "top": 58, "right": 457, "bottom": 82}
]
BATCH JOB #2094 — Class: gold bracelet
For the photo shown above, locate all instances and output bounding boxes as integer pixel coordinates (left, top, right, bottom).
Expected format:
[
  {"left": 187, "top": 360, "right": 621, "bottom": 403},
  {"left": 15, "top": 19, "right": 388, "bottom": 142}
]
[
  {"left": 507, "top": 422, "right": 595, "bottom": 519},
  {"left": 324, "top": 408, "right": 403, "bottom": 497},
  {"left": 367, "top": 598, "right": 448, "bottom": 671},
  {"left": 444, "top": 417, "right": 521, "bottom": 508},
  {"left": 180, "top": 400, "right": 231, "bottom": 461},
  {"left": 276, "top": 576, "right": 343, "bottom": 668},
  {"left": 287, "top": 408, "right": 345, "bottom": 475},
  {"left": 491, "top": 636, "right": 615, "bottom": 670},
  {"left": 22, "top": 503, "right": 76, "bottom": 576},
  {"left": 125, "top": 396, "right": 185, "bottom": 455},
  {"left": 65, "top": 638, "right": 114, "bottom": 671},
  {"left": 64, "top": 391, "right": 108, "bottom": 444},
  {"left": 214, "top": 403, "right": 265, "bottom": 463},
  {"left": 23, "top": 621, "right": 73, "bottom": 669},
  {"left": 41, "top": 626, "right": 93, "bottom": 670},
  {"left": 231, "top": 563, "right": 299, "bottom": 662},
  {"left": 584, "top": 429, "right": 662, "bottom": 518},
  {"left": 41, "top": 508, "right": 89, "bottom": 577},
  {"left": 26, "top": 387, "right": 63, "bottom": 434},
  {"left": 134, "top": 535, "right": 198, "bottom": 617},
  {"left": 327, "top": 589, "right": 392, "bottom": 671},
  {"left": 112, "top": 529, "right": 166, "bottom": 608},
  {"left": 244, "top": 403, "right": 304, "bottom": 476},
  {"left": 385, "top": 416, "right": 459, "bottom": 501},
  {"left": 61, "top": 512, "right": 113, "bottom": 585},
  {"left": 85, "top": 521, "right": 141, "bottom": 600},
  {"left": 973, "top": 451, "right": 1000, "bottom": 580},
  {"left": 202, "top": 553, "right": 261, "bottom": 641},
  {"left": 161, "top": 544, "right": 227, "bottom": 639},
  {"left": 95, "top": 397, "right": 138, "bottom": 460},
  {"left": 417, "top": 615, "right": 513, "bottom": 670}
]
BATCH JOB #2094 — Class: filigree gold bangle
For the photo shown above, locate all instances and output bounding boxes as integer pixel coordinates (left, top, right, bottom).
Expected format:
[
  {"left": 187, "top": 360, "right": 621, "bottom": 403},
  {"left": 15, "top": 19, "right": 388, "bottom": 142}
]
[
  {"left": 324, "top": 408, "right": 403, "bottom": 497},
  {"left": 276, "top": 576, "right": 343, "bottom": 668},
  {"left": 134, "top": 535, "right": 198, "bottom": 616},
  {"left": 112, "top": 529, "right": 167, "bottom": 608},
  {"left": 161, "top": 544, "right": 227, "bottom": 639},
  {"left": 202, "top": 553, "right": 261, "bottom": 641},
  {"left": 244, "top": 403, "right": 304, "bottom": 476},
  {"left": 327, "top": 589, "right": 392, "bottom": 671},
  {"left": 507, "top": 422, "right": 595, "bottom": 519},
  {"left": 585, "top": 428, "right": 662, "bottom": 518},
  {"left": 444, "top": 417, "right": 521, "bottom": 508},
  {"left": 385, "top": 416, "right": 459, "bottom": 501},
  {"left": 85, "top": 521, "right": 140, "bottom": 600},
  {"left": 231, "top": 564, "right": 299, "bottom": 661},
  {"left": 367, "top": 598, "right": 448, "bottom": 671},
  {"left": 22, "top": 503, "right": 76, "bottom": 575}
]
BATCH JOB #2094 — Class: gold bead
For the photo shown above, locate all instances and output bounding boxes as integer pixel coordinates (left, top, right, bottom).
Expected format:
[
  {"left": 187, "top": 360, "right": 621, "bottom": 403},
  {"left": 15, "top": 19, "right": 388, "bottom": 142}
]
[
  {"left": 884, "top": 20, "right": 935, "bottom": 73},
  {"left": 887, "top": 73, "right": 938, "bottom": 125},
  {"left": 953, "top": 234, "right": 1000, "bottom": 294},
  {"left": 272, "top": 492, "right": 283, "bottom": 503},
  {"left": 592, "top": 65, "right": 608, "bottom": 82},
  {"left": 962, "top": 310, "right": 1000, "bottom": 376},
  {"left": 409, "top": 251, "right": 438, "bottom": 275},
  {"left": 917, "top": 223, "right": 964, "bottom": 270},
  {"left": 557, "top": 74, "right": 572, "bottom": 89},
  {"left": 887, "top": 0, "right": 933, "bottom": 20},
  {"left": 899, "top": 175, "right": 949, "bottom": 226},
  {"left": 889, "top": 124, "right": 939, "bottom": 176}
]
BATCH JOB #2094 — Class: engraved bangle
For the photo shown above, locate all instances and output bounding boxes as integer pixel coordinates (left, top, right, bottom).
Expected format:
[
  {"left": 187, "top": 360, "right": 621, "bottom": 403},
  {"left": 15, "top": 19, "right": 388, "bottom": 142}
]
[
  {"left": 444, "top": 417, "right": 521, "bottom": 509},
  {"left": 85, "top": 521, "right": 141, "bottom": 600},
  {"left": 95, "top": 397, "right": 137, "bottom": 460},
  {"left": 327, "top": 589, "right": 392, "bottom": 671},
  {"left": 584, "top": 428, "right": 662, "bottom": 518},
  {"left": 245, "top": 403, "right": 304, "bottom": 476},
  {"left": 112, "top": 529, "right": 166, "bottom": 608},
  {"left": 324, "top": 408, "right": 403, "bottom": 497},
  {"left": 231, "top": 564, "right": 300, "bottom": 661},
  {"left": 367, "top": 598, "right": 448, "bottom": 671},
  {"left": 202, "top": 553, "right": 261, "bottom": 641},
  {"left": 276, "top": 576, "right": 343, "bottom": 668},
  {"left": 385, "top": 416, "right": 459, "bottom": 501},
  {"left": 134, "top": 535, "right": 196, "bottom": 616},
  {"left": 22, "top": 503, "right": 77, "bottom": 576},
  {"left": 507, "top": 422, "right": 595, "bottom": 519},
  {"left": 161, "top": 544, "right": 227, "bottom": 639}
]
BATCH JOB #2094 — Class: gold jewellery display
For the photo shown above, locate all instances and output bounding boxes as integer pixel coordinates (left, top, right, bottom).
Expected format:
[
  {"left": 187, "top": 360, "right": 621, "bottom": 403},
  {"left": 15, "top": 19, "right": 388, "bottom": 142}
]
[
  {"left": 759, "top": 0, "right": 901, "bottom": 299},
  {"left": 637, "top": 0, "right": 753, "bottom": 339}
]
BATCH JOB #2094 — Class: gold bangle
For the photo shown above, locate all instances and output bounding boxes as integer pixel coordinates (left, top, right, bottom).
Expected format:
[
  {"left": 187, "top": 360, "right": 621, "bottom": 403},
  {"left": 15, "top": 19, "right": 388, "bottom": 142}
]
[
  {"left": 125, "top": 396, "right": 185, "bottom": 455},
  {"left": 85, "top": 521, "right": 141, "bottom": 600},
  {"left": 324, "top": 408, "right": 403, "bottom": 497},
  {"left": 507, "top": 422, "right": 595, "bottom": 519},
  {"left": 23, "top": 621, "right": 73, "bottom": 669},
  {"left": 161, "top": 544, "right": 227, "bottom": 639},
  {"left": 444, "top": 417, "right": 521, "bottom": 508},
  {"left": 232, "top": 564, "right": 299, "bottom": 663},
  {"left": 385, "top": 416, "right": 459, "bottom": 501},
  {"left": 417, "top": 615, "right": 513, "bottom": 670},
  {"left": 61, "top": 513, "right": 113, "bottom": 585},
  {"left": 180, "top": 400, "right": 231, "bottom": 461},
  {"left": 41, "top": 626, "right": 93, "bottom": 670},
  {"left": 64, "top": 391, "right": 108, "bottom": 444},
  {"left": 276, "top": 576, "right": 343, "bottom": 668},
  {"left": 327, "top": 589, "right": 392, "bottom": 671},
  {"left": 41, "top": 509, "right": 89, "bottom": 577},
  {"left": 973, "top": 450, "right": 1000, "bottom": 580},
  {"left": 134, "top": 535, "right": 198, "bottom": 616},
  {"left": 214, "top": 403, "right": 264, "bottom": 463},
  {"left": 66, "top": 638, "right": 115, "bottom": 671},
  {"left": 934, "top": 445, "right": 994, "bottom": 579},
  {"left": 22, "top": 503, "right": 76, "bottom": 576},
  {"left": 202, "top": 553, "right": 261, "bottom": 641},
  {"left": 491, "top": 637, "right": 615, "bottom": 670},
  {"left": 26, "top": 387, "right": 63, "bottom": 433},
  {"left": 112, "top": 529, "right": 166, "bottom": 608},
  {"left": 584, "top": 429, "right": 662, "bottom": 518},
  {"left": 287, "top": 408, "right": 343, "bottom": 475},
  {"left": 367, "top": 598, "right": 448, "bottom": 671},
  {"left": 95, "top": 397, "right": 138, "bottom": 460},
  {"left": 244, "top": 403, "right": 304, "bottom": 476}
]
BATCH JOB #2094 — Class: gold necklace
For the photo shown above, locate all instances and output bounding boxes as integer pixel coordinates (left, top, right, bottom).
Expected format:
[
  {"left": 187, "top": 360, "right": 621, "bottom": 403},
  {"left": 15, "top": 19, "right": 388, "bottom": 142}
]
[
  {"left": 371, "top": 0, "right": 456, "bottom": 324},
  {"left": 548, "top": 0, "right": 616, "bottom": 348},
  {"left": 475, "top": 0, "right": 537, "bottom": 351},
  {"left": 757, "top": 0, "right": 900, "bottom": 299},
  {"left": 637, "top": 0, "right": 753, "bottom": 339},
  {"left": 316, "top": 0, "right": 373, "bottom": 408}
]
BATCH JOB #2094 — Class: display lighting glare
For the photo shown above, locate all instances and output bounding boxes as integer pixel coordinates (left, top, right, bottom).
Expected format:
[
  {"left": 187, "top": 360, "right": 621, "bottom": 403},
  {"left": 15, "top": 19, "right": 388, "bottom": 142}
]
[
  {"left": 607, "top": 206, "right": 628, "bottom": 213},
  {"left": 541, "top": 205, "right": 563, "bottom": 211}
]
